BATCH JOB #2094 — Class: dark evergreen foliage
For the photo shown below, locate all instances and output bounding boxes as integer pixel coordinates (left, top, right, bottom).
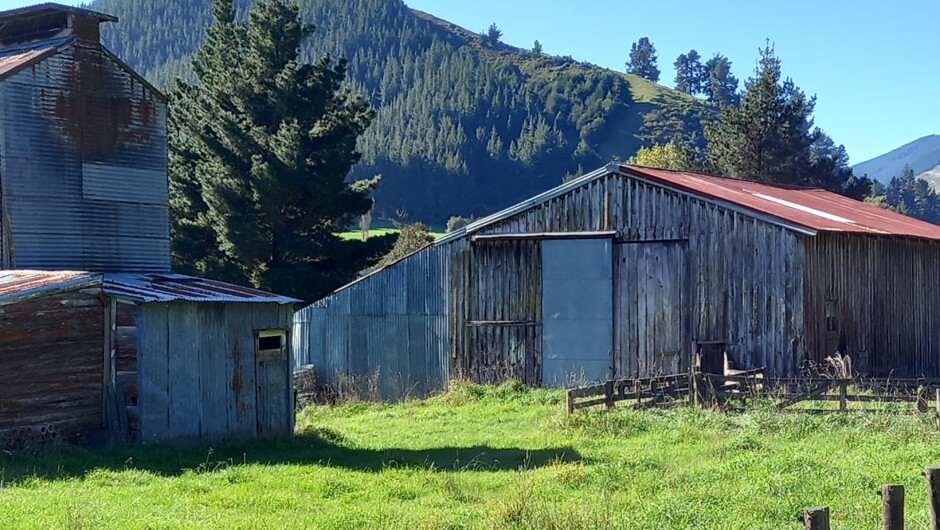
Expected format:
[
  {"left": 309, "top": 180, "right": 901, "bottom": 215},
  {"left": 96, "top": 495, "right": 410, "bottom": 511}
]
[
  {"left": 169, "top": 0, "right": 394, "bottom": 301},
  {"left": 626, "top": 37, "right": 660, "bottom": 82},
  {"left": 870, "top": 165, "right": 940, "bottom": 223},
  {"left": 703, "top": 55, "right": 739, "bottom": 106},
  {"left": 673, "top": 49, "right": 704, "bottom": 95},
  {"left": 704, "top": 44, "right": 860, "bottom": 194}
]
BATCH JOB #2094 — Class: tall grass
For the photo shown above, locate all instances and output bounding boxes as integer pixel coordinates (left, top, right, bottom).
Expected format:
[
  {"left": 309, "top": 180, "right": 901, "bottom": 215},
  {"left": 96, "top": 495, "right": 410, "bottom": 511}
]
[{"left": 0, "top": 382, "right": 939, "bottom": 528}]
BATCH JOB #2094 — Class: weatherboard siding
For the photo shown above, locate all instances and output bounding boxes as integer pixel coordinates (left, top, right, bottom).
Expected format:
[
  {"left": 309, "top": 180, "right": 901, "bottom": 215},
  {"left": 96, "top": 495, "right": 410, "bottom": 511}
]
[{"left": 0, "top": 288, "right": 105, "bottom": 439}]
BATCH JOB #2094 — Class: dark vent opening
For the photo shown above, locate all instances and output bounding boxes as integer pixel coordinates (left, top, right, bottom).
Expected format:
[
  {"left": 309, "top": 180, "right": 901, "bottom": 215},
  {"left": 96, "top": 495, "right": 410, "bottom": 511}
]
[{"left": 258, "top": 335, "right": 282, "bottom": 351}]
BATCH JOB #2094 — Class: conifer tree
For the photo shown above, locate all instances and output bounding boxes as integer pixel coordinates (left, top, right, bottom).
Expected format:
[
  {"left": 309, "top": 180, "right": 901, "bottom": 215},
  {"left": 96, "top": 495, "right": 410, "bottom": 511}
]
[
  {"left": 673, "top": 50, "right": 704, "bottom": 95},
  {"left": 626, "top": 37, "right": 660, "bottom": 82},
  {"left": 169, "top": 0, "right": 394, "bottom": 301},
  {"left": 702, "top": 54, "right": 739, "bottom": 106},
  {"left": 704, "top": 44, "right": 821, "bottom": 185}
]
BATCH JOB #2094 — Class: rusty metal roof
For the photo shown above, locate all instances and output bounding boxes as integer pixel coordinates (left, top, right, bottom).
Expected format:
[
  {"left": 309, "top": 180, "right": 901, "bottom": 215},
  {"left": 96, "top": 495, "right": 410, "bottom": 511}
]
[
  {"left": 0, "top": 40, "right": 62, "bottom": 79},
  {"left": 624, "top": 165, "right": 940, "bottom": 239},
  {"left": 0, "top": 270, "right": 99, "bottom": 302},
  {"left": 0, "top": 270, "right": 298, "bottom": 305},
  {"left": 102, "top": 273, "right": 300, "bottom": 304}
]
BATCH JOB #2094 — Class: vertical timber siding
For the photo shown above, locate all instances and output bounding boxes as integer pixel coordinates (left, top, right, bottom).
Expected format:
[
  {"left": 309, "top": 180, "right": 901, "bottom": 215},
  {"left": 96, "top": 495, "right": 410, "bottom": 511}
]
[
  {"left": 0, "top": 288, "right": 105, "bottom": 439},
  {"left": 0, "top": 45, "right": 169, "bottom": 272},
  {"left": 298, "top": 171, "right": 813, "bottom": 398},
  {"left": 294, "top": 245, "right": 451, "bottom": 399},
  {"left": 474, "top": 174, "right": 805, "bottom": 378},
  {"left": 137, "top": 302, "right": 293, "bottom": 443},
  {"left": 803, "top": 234, "right": 940, "bottom": 377}
]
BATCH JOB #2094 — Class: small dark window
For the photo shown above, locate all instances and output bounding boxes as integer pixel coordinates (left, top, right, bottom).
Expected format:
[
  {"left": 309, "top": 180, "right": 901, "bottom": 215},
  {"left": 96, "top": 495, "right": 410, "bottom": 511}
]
[
  {"left": 256, "top": 330, "right": 287, "bottom": 361},
  {"left": 258, "top": 335, "right": 282, "bottom": 351},
  {"left": 825, "top": 300, "right": 838, "bottom": 333}
]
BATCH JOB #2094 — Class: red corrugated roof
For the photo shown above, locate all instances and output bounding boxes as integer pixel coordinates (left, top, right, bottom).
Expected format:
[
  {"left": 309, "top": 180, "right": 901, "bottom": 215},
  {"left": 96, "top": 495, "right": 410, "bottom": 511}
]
[{"left": 623, "top": 165, "right": 940, "bottom": 239}]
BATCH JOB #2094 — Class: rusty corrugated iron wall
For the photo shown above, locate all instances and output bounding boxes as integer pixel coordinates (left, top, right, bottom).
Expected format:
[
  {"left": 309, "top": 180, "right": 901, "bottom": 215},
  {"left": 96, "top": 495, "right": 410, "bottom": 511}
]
[{"left": 0, "top": 39, "right": 168, "bottom": 272}]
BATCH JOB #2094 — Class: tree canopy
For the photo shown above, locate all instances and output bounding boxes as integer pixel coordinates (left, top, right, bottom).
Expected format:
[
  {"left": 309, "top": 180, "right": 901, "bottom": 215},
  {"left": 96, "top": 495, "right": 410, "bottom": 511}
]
[
  {"left": 169, "top": 0, "right": 394, "bottom": 301},
  {"left": 626, "top": 37, "right": 660, "bottom": 82},
  {"left": 704, "top": 44, "right": 857, "bottom": 193}
]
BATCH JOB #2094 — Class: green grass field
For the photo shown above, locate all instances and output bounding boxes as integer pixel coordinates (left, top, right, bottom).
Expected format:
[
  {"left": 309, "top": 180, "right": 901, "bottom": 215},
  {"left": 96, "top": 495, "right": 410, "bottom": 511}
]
[{"left": 1, "top": 382, "right": 939, "bottom": 529}]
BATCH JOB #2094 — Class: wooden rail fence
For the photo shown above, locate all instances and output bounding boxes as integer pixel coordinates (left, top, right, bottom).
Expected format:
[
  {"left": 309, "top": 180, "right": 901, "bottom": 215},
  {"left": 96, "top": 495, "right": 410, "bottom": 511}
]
[
  {"left": 567, "top": 371, "right": 940, "bottom": 421},
  {"left": 802, "top": 467, "right": 940, "bottom": 529}
]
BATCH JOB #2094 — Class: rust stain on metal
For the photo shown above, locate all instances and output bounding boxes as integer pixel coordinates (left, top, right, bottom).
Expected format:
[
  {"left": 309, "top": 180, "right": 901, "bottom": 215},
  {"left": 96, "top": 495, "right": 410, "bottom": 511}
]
[
  {"left": 45, "top": 47, "right": 154, "bottom": 157},
  {"left": 232, "top": 341, "right": 244, "bottom": 410}
]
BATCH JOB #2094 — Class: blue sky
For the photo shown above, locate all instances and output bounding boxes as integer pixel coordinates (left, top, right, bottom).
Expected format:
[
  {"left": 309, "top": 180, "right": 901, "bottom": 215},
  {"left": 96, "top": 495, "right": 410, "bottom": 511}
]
[{"left": 3, "top": 0, "right": 937, "bottom": 164}]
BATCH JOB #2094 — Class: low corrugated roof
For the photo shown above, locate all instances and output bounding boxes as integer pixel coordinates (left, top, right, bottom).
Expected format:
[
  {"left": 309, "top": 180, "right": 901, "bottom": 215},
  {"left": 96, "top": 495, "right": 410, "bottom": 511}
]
[
  {"left": 0, "top": 271, "right": 298, "bottom": 305},
  {"left": 0, "top": 270, "right": 99, "bottom": 302},
  {"left": 625, "top": 165, "right": 940, "bottom": 239},
  {"left": 102, "top": 273, "right": 299, "bottom": 304}
]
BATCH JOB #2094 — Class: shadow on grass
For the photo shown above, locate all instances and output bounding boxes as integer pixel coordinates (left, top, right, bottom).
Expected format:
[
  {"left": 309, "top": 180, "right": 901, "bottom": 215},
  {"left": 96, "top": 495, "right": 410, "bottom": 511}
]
[{"left": 0, "top": 428, "right": 582, "bottom": 482}]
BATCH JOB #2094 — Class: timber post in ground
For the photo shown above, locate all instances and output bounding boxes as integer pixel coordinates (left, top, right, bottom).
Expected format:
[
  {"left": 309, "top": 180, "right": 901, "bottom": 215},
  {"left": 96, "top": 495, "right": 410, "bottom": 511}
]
[
  {"left": 924, "top": 467, "right": 940, "bottom": 530},
  {"left": 881, "top": 484, "right": 904, "bottom": 530},
  {"left": 802, "top": 506, "right": 829, "bottom": 530}
]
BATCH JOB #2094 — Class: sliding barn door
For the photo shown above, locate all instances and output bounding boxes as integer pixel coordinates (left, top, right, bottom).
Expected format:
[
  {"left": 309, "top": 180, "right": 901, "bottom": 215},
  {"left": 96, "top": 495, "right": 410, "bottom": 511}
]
[{"left": 541, "top": 239, "right": 613, "bottom": 387}]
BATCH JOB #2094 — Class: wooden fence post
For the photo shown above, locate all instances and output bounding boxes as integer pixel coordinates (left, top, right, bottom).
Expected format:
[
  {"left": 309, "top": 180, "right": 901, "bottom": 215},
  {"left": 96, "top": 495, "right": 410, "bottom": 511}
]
[
  {"left": 604, "top": 380, "right": 614, "bottom": 409},
  {"left": 838, "top": 380, "right": 847, "bottom": 411},
  {"left": 917, "top": 383, "right": 928, "bottom": 413},
  {"left": 935, "top": 389, "right": 940, "bottom": 430},
  {"left": 566, "top": 389, "right": 574, "bottom": 415},
  {"left": 802, "top": 506, "right": 830, "bottom": 530},
  {"left": 881, "top": 484, "right": 904, "bottom": 530},
  {"left": 924, "top": 467, "right": 940, "bottom": 530},
  {"left": 692, "top": 371, "right": 704, "bottom": 407}
]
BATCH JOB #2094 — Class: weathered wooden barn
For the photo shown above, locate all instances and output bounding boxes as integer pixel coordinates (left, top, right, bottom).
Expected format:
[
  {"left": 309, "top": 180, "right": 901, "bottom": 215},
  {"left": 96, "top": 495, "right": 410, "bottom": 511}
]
[
  {"left": 296, "top": 163, "right": 940, "bottom": 398},
  {"left": 0, "top": 4, "right": 298, "bottom": 445}
]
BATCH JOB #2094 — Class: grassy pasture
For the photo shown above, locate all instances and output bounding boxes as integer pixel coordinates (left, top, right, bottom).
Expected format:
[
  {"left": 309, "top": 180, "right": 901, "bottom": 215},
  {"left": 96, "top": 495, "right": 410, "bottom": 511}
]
[{"left": 1, "top": 381, "right": 939, "bottom": 529}]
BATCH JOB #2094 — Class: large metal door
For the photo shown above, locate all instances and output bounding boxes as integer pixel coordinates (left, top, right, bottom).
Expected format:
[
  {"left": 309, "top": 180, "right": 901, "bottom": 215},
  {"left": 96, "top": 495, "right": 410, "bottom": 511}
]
[
  {"left": 615, "top": 241, "right": 689, "bottom": 377},
  {"left": 541, "top": 239, "right": 613, "bottom": 387}
]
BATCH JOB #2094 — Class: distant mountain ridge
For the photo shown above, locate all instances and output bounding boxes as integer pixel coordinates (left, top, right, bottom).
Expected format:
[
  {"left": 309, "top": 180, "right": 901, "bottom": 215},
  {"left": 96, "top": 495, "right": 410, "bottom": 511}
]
[
  {"left": 852, "top": 134, "right": 940, "bottom": 185},
  {"left": 87, "top": 0, "right": 713, "bottom": 223}
]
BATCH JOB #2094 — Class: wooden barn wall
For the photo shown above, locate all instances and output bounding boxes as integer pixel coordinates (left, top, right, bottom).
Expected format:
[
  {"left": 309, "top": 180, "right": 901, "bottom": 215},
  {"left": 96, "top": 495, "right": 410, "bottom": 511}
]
[
  {"left": 466, "top": 174, "right": 805, "bottom": 378},
  {"left": 137, "top": 302, "right": 294, "bottom": 443},
  {"left": 0, "top": 288, "right": 105, "bottom": 439},
  {"left": 460, "top": 239, "right": 542, "bottom": 385},
  {"left": 293, "top": 245, "right": 450, "bottom": 399},
  {"left": 803, "top": 234, "right": 940, "bottom": 377}
]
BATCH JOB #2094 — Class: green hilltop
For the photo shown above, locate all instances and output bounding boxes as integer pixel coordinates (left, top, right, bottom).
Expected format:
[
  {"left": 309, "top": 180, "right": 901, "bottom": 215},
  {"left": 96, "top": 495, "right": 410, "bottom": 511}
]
[{"left": 90, "top": 0, "right": 713, "bottom": 223}]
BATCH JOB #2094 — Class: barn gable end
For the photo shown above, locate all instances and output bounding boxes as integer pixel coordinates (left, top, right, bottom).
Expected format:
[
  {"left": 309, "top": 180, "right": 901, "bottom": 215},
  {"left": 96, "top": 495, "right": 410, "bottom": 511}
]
[{"left": 298, "top": 164, "right": 940, "bottom": 398}]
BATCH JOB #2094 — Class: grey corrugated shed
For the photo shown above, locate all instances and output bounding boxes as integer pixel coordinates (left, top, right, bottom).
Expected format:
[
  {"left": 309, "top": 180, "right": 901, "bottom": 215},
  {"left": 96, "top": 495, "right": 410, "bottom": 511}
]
[{"left": 103, "top": 273, "right": 300, "bottom": 304}]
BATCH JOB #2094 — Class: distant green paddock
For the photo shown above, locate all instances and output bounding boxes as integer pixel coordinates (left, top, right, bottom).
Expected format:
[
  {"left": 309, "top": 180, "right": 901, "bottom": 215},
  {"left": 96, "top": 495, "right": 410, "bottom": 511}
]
[{"left": 1, "top": 382, "right": 939, "bottom": 529}]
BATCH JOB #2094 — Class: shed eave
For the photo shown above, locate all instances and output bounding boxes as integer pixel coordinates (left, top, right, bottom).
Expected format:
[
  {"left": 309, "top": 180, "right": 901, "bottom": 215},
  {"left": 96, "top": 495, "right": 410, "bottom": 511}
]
[{"left": 0, "top": 273, "right": 102, "bottom": 305}]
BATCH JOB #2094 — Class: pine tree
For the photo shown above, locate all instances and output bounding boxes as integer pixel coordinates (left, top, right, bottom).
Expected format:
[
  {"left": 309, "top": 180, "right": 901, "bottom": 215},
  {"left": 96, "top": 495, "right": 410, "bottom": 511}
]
[
  {"left": 704, "top": 44, "right": 820, "bottom": 185},
  {"left": 532, "top": 40, "right": 543, "bottom": 55},
  {"left": 878, "top": 165, "right": 940, "bottom": 223},
  {"left": 486, "top": 23, "right": 502, "bottom": 44},
  {"left": 625, "top": 37, "right": 660, "bottom": 82},
  {"left": 702, "top": 54, "right": 739, "bottom": 106},
  {"left": 169, "top": 0, "right": 394, "bottom": 301},
  {"left": 673, "top": 50, "right": 704, "bottom": 95}
]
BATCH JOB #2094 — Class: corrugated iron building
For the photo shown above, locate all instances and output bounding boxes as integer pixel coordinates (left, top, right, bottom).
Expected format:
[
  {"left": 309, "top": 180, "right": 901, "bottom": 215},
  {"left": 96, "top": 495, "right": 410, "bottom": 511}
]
[
  {"left": 296, "top": 164, "right": 940, "bottom": 398},
  {"left": 0, "top": 4, "right": 298, "bottom": 445}
]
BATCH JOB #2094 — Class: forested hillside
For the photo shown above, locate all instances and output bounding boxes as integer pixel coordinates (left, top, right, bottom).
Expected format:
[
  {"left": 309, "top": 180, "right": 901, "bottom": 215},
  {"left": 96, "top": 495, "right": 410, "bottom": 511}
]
[{"left": 89, "top": 0, "right": 711, "bottom": 223}]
